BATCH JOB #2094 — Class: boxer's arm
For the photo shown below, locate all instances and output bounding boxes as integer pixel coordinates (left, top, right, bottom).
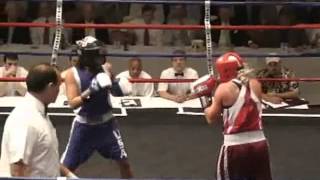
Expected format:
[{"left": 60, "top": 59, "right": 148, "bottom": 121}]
[
  {"left": 60, "top": 164, "right": 78, "bottom": 178},
  {"left": 204, "top": 85, "right": 223, "bottom": 125},
  {"left": 250, "top": 79, "right": 263, "bottom": 100},
  {"left": 65, "top": 70, "right": 83, "bottom": 109}
]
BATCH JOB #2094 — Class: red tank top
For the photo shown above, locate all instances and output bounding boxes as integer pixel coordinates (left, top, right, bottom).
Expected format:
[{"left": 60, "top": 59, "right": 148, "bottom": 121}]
[{"left": 223, "top": 79, "right": 263, "bottom": 135}]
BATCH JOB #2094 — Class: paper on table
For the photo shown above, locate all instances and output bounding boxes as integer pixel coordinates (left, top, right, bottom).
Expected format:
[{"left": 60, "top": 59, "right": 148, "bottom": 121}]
[{"left": 262, "top": 99, "right": 288, "bottom": 108}]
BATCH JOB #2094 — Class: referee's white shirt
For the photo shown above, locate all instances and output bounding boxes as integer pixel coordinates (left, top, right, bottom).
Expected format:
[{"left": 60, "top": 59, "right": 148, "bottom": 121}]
[
  {"left": 116, "top": 70, "right": 154, "bottom": 97},
  {"left": 0, "top": 93, "right": 60, "bottom": 177},
  {"left": 158, "top": 67, "right": 199, "bottom": 95}
]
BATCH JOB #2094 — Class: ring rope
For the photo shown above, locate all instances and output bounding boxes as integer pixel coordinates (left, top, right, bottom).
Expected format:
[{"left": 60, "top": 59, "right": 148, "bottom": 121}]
[
  {"left": 1, "top": 51, "right": 320, "bottom": 58},
  {"left": 3, "top": 22, "right": 320, "bottom": 30},
  {"left": 2, "top": 77, "right": 320, "bottom": 83},
  {"left": 51, "top": 0, "right": 63, "bottom": 66},
  {"left": 204, "top": 0, "right": 214, "bottom": 76},
  {"left": 129, "top": 78, "right": 320, "bottom": 83},
  {"left": 8, "top": 0, "right": 320, "bottom": 6}
]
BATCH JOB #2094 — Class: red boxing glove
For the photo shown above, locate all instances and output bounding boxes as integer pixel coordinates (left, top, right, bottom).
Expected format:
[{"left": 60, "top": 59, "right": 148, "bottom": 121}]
[
  {"left": 191, "top": 75, "right": 216, "bottom": 98},
  {"left": 191, "top": 75, "right": 216, "bottom": 108}
]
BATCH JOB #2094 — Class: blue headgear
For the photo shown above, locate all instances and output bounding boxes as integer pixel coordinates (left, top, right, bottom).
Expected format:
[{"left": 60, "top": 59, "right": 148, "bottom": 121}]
[{"left": 76, "top": 36, "right": 106, "bottom": 73}]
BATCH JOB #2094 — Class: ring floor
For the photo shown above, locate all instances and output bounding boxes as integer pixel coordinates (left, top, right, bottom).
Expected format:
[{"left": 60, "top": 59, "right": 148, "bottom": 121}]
[{"left": 1, "top": 109, "right": 320, "bottom": 180}]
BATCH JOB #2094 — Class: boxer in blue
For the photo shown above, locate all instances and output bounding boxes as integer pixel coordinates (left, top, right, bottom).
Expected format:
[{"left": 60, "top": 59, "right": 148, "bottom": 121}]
[{"left": 61, "top": 36, "right": 133, "bottom": 178}]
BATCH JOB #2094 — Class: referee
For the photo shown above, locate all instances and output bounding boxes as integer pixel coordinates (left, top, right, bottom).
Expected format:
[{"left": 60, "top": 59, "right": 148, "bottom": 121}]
[{"left": 0, "top": 63, "right": 75, "bottom": 177}]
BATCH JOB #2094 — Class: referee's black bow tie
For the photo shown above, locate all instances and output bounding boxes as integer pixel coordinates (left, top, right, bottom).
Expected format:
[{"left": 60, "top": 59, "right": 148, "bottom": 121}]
[{"left": 174, "top": 72, "right": 184, "bottom": 77}]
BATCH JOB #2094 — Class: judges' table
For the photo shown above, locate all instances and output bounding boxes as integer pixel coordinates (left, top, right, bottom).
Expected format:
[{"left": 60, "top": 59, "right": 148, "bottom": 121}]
[
  {"left": 0, "top": 96, "right": 319, "bottom": 179},
  {"left": 0, "top": 96, "right": 316, "bottom": 119}
]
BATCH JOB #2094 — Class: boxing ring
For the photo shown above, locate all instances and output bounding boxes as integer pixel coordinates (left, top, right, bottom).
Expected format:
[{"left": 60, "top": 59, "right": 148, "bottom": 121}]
[
  {"left": 0, "top": 100, "right": 320, "bottom": 179},
  {"left": 1, "top": 0, "right": 320, "bottom": 179}
]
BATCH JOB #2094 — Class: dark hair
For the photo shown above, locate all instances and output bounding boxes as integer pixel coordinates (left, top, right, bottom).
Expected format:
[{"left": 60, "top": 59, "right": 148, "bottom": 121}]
[
  {"left": 3, "top": 53, "right": 18, "bottom": 62},
  {"left": 142, "top": 4, "right": 155, "bottom": 14},
  {"left": 129, "top": 57, "right": 142, "bottom": 67},
  {"left": 129, "top": 57, "right": 141, "bottom": 63},
  {"left": 279, "top": 7, "right": 296, "bottom": 22},
  {"left": 26, "top": 63, "right": 59, "bottom": 93},
  {"left": 171, "top": 49, "right": 186, "bottom": 60}
]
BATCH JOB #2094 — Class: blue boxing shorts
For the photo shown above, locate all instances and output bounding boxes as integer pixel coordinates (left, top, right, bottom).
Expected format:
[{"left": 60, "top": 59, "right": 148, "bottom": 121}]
[{"left": 61, "top": 118, "right": 128, "bottom": 170}]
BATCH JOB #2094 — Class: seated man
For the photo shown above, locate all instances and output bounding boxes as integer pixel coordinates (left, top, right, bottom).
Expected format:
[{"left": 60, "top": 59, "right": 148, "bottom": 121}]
[
  {"left": 116, "top": 57, "right": 154, "bottom": 97},
  {"left": 72, "top": 3, "right": 110, "bottom": 44},
  {"left": 0, "top": 1, "right": 30, "bottom": 44},
  {"left": 163, "top": 5, "right": 199, "bottom": 46},
  {"left": 127, "top": 4, "right": 162, "bottom": 46},
  {"left": 211, "top": 5, "right": 248, "bottom": 48},
  {"left": 158, "top": 50, "right": 199, "bottom": 103},
  {"left": 0, "top": 54, "right": 28, "bottom": 97},
  {"left": 256, "top": 55, "right": 299, "bottom": 104},
  {"left": 31, "top": 1, "right": 70, "bottom": 46}
]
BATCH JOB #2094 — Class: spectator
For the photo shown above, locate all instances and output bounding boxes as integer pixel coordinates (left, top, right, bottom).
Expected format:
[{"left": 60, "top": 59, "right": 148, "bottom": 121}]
[
  {"left": 256, "top": 55, "right": 299, "bottom": 104},
  {"left": 248, "top": 6, "right": 281, "bottom": 48},
  {"left": 72, "top": 3, "right": 109, "bottom": 44},
  {"left": 163, "top": 5, "right": 200, "bottom": 47},
  {"left": 0, "top": 2, "right": 30, "bottom": 44},
  {"left": 0, "top": 54, "right": 28, "bottom": 97},
  {"left": 31, "top": 2, "right": 70, "bottom": 46},
  {"left": 128, "top": 5, "right": 162, "bottom": 46},
  {"left": 279, "top": 7, "right": 309, "bottom": 49},
  {"left": 116, "top": 57, "right": 154, "bottom": 97},
  {"left": 184, "top": 5, "right": 202, "bottom": 24},
  {"left": 307, "top": 7, "right": 320, "bottom": 48},
  {"left": 211, "top": 6, "right": 248, "bottom": 47},
  {"left": 129, "top": 3, "right": 164, "bottom": 23},
  {"left": 99, "top": 3, "right": 129, "bottom": 24},
  {"left": 158, "top": 50, "right": 199, "bottom": 103},
  {"left": 0, "top": 63, "right": 75, "bottom": 177}
]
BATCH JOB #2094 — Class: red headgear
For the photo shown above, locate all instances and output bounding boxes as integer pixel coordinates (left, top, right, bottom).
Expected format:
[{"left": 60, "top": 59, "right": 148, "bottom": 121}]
[{"left": 215, "top": 52, "right": 244, "bottom": 82}]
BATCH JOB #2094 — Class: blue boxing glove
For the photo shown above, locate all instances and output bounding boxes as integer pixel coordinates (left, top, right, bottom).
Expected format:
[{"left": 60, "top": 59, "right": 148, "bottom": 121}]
[
  {"left": 110, "top": 77, "right": 132, "bottom": 97},
  {"left": 81, "top": 73, "right": 112, "bottom": 99},
  {"left": 89, "top": 72, "right": 112, "bottom": 93}
]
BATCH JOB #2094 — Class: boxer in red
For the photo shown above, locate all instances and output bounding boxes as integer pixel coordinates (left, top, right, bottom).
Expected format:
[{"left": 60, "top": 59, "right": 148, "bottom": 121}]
[{"left": 192, "top": 52, "right": 272, "bottom": 180}]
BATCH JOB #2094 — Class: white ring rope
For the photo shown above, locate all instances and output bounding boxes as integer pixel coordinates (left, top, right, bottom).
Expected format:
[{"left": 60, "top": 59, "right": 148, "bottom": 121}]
[
  {"left": 204, "top": 0, "right": 214, "bottom": 76},
  {"left": 51, "top": 0, "right": 63, "bottom": 66}
]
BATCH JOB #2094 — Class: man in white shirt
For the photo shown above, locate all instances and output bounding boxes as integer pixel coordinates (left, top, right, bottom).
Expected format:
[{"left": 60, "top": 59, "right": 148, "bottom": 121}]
[
  {"left": 158, "top": 50, "right": 199, "bottom": 103},
  {"left": 163, "top": 5, "right": 199, "bottom": 46},
  {"left": 0, "top": 1, "right": 30, "bottom": 44},
  {"left": 30, "top": 2, "right": 70, "bottom": 46},
  {"left": 128, "top": 3, "right": 164, "bottom": 23},
  {"left": 128, "top": 5, "right": 163, "bottom": 46},
  {"left": 0, "top": 54, "right": 28, "bottom": 97},
  {"left": 0, "top": 63, "right": 74, "bottom": 177},
  {"left": 116, "top": 57, "right": 154, "bottom": 97}
]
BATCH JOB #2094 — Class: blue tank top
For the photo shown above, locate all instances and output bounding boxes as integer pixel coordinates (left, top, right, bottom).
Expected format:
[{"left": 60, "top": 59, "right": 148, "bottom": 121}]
[{"left": 74, "top": 67, "right": 112, "bottom": 119}]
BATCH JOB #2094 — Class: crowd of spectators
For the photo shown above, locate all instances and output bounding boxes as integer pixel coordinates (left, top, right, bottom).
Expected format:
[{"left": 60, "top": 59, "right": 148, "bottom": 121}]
[
  {"left": 0, "top": 1, "right": 320, "bottom": 49},
  {"left": 0, "top": 1, "right": 308, "bottom": 105},
  {"left": 0, "top": 50, "right": 301, "bottom": 106}
]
